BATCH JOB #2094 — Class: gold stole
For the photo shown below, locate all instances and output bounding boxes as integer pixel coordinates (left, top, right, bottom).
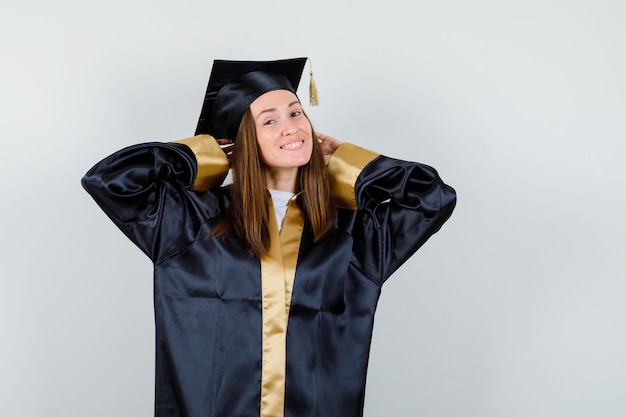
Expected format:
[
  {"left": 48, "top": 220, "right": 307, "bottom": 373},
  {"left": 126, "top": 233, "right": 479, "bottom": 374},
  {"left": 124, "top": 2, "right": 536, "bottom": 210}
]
[{"left": 259, "top": 195, "right": 304, "bottom": 417}]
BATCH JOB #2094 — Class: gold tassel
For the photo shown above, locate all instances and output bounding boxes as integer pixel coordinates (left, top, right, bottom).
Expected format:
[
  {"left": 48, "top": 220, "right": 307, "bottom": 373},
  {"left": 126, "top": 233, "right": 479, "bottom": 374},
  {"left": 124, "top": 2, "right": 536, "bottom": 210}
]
[{"left": 309, "top": 59, "right": 319, "bottom": 106}]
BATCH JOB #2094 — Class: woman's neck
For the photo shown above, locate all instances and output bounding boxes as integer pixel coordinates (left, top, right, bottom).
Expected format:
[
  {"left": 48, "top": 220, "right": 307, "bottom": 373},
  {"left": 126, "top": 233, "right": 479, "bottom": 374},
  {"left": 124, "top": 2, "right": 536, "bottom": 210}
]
[{"left": 265, "top": 167, "right": 298, "bottom": 192}]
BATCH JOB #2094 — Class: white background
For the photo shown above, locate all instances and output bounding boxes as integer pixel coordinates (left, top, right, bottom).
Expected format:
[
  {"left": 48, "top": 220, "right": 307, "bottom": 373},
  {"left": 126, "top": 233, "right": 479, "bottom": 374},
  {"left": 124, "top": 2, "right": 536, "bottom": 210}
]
[{"left": 1, "top": 0, "right": 625, "bottom": 416}]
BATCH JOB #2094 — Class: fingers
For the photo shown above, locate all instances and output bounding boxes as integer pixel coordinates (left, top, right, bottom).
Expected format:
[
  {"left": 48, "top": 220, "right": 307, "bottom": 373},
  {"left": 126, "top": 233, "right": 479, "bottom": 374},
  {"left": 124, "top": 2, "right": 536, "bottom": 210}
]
[
  {"left": 216, "top": 138, "right": 234, "bottom": 160},
  {"left": 315, "top": 132, "right": 342, "bottom": 153}
]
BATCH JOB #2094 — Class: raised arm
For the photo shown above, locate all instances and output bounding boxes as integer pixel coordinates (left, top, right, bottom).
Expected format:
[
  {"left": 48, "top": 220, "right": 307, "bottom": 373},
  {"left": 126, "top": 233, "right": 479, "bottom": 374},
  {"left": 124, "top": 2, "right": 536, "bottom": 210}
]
[
  {"left": 328, "top": 141, "right": 457, "bottom": 285},
  {"left": 81, "top": 135, "right": 229, "bottom": 262}
]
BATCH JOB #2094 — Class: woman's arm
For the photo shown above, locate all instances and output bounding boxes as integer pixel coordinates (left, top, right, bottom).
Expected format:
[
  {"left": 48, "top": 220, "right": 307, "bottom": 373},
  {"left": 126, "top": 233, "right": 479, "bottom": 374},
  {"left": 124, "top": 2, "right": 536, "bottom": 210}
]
[
  {"left": 326, "top": 138, "right": 457, "bottom": 286},
  {"left": 81, "top": 135, "right": 229, "bottom": 262}
]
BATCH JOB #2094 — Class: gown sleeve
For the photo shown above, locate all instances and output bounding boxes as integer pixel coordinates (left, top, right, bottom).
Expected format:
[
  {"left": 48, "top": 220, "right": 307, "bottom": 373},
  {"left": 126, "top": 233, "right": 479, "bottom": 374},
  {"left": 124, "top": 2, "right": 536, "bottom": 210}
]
[
  {"left": 328, "top": 142, "right": 457, "bottom": 286},
  {"left": 81, "top": 135, "right": 229, "bottom": 263}
]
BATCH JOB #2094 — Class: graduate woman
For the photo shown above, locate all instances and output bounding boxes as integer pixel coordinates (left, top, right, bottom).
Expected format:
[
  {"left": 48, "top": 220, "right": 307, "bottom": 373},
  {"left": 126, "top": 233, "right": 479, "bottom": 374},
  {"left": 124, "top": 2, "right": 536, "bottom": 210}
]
[{"left": 82, "top": 57, "right": 457, "bottom": 417}]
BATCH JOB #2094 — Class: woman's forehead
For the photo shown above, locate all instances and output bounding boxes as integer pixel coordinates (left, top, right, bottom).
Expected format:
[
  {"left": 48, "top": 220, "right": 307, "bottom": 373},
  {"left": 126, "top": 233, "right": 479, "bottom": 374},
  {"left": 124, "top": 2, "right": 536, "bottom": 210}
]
[{"left": 250, "top": 90, "right": 300, "bottom": 114}]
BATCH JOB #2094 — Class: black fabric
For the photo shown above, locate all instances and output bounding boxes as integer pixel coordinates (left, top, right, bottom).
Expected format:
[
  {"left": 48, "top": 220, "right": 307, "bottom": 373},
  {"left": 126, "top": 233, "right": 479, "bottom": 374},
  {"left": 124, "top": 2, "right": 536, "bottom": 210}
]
[{"left": 81, "top": 142, "right": 456, "bottom": 417}]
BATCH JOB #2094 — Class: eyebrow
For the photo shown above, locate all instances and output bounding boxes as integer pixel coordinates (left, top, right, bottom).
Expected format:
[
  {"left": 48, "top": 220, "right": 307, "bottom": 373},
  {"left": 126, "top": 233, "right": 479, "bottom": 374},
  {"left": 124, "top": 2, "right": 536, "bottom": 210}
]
[{"left": 255, "top": 100, "right": 301, "bottom": 120}]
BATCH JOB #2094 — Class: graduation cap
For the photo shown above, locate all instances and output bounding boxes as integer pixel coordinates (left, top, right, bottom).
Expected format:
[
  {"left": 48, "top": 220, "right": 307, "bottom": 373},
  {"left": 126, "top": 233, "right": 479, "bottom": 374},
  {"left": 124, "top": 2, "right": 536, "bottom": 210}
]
[{"left": 195, "top": 57, "right": 318, "bottom": 140}]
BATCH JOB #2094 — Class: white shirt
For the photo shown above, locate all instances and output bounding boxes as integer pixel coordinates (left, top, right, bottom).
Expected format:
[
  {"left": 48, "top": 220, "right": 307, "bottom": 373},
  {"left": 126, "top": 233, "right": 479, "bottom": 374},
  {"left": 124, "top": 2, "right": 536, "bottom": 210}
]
[{"left": 269, "top": 189, "right": 295, "bottom": 231}]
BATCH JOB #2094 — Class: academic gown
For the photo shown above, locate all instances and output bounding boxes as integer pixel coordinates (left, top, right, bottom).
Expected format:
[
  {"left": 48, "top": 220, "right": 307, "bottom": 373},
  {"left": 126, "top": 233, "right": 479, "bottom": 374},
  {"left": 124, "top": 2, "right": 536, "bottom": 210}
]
[{"left": 82, "top": 135, "right": 456, "bottom": 417}]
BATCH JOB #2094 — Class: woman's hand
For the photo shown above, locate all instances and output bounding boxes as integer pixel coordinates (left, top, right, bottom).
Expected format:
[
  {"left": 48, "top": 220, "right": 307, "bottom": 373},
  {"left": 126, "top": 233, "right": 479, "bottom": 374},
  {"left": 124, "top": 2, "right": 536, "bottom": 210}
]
[
  {"left": 316, "top": 132, "right": 342, "bottom": 165},
  {"left": 216, "top": 139, "right": 234, "bottom": 160}
]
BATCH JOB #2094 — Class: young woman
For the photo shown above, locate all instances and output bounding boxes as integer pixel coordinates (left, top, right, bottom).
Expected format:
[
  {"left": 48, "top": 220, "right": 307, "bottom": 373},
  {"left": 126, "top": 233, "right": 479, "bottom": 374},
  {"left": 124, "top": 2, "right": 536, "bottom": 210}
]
[{"left": 82, "top": 57, "right": 456, "bottom": 417}]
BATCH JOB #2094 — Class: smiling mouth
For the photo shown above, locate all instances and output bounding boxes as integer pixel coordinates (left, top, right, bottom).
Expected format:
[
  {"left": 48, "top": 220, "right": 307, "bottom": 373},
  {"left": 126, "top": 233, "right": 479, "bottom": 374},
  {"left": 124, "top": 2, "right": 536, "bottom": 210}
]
[{"left": 280, "top": 140, "right": 304, "bottom": 150}]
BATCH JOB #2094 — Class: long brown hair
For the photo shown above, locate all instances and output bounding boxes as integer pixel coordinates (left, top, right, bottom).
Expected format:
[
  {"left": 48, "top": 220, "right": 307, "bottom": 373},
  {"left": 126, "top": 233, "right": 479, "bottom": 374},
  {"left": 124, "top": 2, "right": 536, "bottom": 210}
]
[{"left": 210, "top": 109, "right": 336, "bottom": 257}]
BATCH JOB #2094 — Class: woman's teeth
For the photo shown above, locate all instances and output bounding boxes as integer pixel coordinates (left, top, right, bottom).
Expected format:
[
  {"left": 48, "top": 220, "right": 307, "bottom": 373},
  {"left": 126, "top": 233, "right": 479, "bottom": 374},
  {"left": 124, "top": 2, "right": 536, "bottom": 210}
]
[{"left": 281, "top": 141, "right": 302, "bottom": 150}]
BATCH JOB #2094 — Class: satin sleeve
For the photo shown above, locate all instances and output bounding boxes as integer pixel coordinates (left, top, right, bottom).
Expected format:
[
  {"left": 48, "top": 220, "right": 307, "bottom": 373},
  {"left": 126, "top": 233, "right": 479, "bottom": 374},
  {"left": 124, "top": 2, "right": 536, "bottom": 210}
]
[
  {"left": 330, "top": 142, "right": 457, "bottom": 286},
  {"left": 81, "top": 135, "right": 229, "bottom": 263}
]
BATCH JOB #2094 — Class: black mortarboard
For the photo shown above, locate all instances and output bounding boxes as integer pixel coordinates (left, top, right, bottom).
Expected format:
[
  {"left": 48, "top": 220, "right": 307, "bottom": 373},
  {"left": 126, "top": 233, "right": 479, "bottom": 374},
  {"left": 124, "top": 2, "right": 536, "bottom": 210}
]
[{"left": 195, "top": 57, "right": 309, "bottom": 140}]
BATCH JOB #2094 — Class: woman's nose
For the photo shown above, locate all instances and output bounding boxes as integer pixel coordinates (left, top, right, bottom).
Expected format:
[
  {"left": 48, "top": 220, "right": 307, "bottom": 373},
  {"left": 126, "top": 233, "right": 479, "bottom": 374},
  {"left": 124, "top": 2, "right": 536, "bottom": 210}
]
[{"left": 281, "top": 120, "right": 297, "bottom": 136}]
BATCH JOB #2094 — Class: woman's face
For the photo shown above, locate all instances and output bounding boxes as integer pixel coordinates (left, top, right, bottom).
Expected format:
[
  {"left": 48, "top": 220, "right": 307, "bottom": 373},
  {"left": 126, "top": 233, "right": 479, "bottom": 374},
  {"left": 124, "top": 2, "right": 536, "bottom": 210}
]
[{"left": 250, "top": 89, "right": 313, "bottom": 173}]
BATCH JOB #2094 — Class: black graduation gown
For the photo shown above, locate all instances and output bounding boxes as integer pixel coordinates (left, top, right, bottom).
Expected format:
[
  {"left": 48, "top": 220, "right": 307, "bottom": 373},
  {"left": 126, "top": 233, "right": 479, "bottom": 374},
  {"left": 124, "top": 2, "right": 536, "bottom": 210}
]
[{"left": 82, "top": 135, "right": 456, "bottom": 417}]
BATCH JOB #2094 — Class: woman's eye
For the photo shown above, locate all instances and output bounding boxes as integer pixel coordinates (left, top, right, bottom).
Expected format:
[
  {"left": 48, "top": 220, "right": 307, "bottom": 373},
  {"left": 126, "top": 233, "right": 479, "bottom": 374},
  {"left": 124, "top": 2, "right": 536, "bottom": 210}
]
[
  {"left": 291, "top": 111, "right": 301, "bottom": 117},
  {"left": 263, "top": 119, "right": 276, "bottom": 125}
]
